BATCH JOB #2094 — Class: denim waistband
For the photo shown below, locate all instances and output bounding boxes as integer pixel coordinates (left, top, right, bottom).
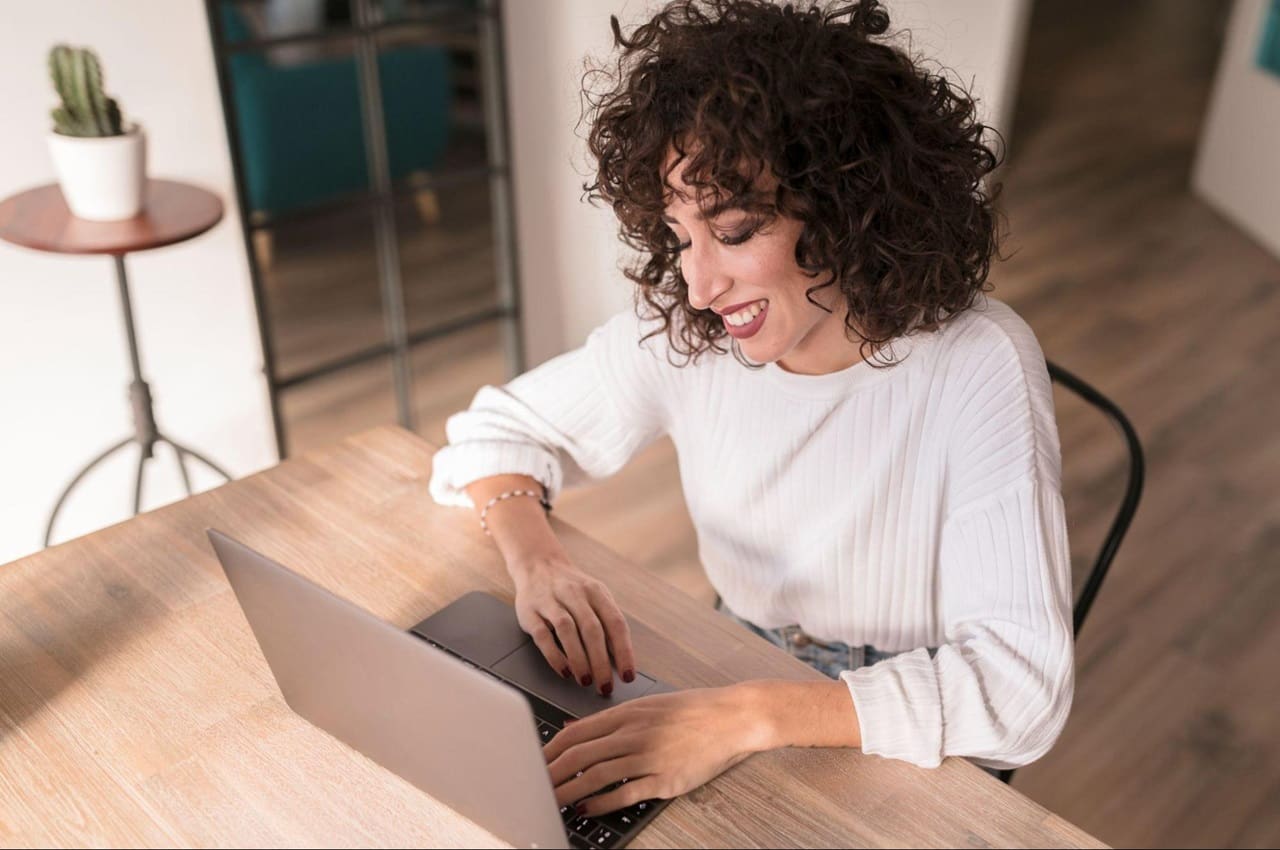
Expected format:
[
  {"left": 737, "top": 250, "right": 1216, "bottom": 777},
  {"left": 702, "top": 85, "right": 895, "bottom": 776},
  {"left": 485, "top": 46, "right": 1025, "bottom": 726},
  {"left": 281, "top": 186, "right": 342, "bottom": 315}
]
[{"left": 715, "top": 598, "right": 934, "bottom": 676}]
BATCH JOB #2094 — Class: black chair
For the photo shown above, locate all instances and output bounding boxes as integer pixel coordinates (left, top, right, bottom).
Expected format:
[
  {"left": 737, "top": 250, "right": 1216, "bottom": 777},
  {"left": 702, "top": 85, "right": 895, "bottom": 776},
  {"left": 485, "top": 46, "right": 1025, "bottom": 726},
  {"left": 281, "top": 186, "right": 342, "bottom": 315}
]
[{"left": 995, "top": 358, "right": 1145, "bottom": 784}]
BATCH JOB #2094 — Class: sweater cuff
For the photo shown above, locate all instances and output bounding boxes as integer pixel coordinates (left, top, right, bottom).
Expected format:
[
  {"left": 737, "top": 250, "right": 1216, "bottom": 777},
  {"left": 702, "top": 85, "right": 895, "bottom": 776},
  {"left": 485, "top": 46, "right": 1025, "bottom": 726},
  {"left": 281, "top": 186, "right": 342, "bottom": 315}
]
[
  {"left": 841, "top": 649, "right": 944, "bottom": 768},
  {"left": 428, "top": 441, "right": 562, "bottom": 509}
]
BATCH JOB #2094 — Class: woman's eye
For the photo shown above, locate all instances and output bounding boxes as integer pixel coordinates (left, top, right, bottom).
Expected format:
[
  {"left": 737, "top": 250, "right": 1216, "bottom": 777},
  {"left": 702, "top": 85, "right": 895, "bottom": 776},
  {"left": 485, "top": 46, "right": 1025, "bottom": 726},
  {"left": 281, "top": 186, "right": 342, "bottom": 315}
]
[{"left": 673, "top": 227, "right": 755, "bottom": 252}]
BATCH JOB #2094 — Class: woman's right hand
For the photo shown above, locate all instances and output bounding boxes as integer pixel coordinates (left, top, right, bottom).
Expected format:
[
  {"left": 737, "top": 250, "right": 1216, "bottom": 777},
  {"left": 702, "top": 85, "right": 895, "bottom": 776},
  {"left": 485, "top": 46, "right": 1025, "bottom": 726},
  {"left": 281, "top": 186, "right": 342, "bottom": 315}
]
[{"left": 509, "top": 549, "right": 637, "bottom": 697}]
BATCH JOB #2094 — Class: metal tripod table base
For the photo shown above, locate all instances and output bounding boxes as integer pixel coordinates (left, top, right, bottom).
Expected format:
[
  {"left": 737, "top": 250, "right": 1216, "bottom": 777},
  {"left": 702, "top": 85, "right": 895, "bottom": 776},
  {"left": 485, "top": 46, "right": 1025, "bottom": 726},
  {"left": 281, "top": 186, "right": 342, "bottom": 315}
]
[
  {"left": 42, "top": 255, "right": 233, "bottom": 548},
  {"left": 43, "top": 429, "right": 232, "bottom": 548}
]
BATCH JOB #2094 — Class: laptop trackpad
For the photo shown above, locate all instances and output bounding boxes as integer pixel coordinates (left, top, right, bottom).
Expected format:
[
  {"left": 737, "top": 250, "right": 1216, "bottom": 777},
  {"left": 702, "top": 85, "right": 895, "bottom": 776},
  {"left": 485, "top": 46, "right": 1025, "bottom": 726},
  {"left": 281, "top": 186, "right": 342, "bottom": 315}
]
[
  {"left": 409, "top": 591, "right": 532, "bottom": 667},
  {"left": 492, "top": 641, "right": 658, "bottom": 718}
]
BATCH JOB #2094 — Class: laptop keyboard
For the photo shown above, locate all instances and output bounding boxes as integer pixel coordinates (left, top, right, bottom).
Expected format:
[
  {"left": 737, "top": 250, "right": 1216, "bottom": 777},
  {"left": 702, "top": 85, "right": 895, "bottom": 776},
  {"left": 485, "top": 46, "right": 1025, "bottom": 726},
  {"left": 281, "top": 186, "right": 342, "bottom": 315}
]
[{"left": 418, "top": 637, "right": 666, "bottom": 849}]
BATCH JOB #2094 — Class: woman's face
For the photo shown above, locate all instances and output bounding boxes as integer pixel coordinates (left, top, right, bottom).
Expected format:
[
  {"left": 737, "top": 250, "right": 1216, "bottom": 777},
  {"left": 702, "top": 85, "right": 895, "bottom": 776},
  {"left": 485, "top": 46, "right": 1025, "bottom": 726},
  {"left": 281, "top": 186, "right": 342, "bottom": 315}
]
[{"left": 661, "top": 146, "right": 862, "bottom": 375}]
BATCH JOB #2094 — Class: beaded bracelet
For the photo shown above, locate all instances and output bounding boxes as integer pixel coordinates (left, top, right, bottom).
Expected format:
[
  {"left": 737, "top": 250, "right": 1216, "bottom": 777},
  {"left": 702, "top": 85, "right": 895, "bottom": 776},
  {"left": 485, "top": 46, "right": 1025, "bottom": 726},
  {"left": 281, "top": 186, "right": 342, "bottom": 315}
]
[{"left": 479, "top": 487, "right": 552, "bottom": 536}]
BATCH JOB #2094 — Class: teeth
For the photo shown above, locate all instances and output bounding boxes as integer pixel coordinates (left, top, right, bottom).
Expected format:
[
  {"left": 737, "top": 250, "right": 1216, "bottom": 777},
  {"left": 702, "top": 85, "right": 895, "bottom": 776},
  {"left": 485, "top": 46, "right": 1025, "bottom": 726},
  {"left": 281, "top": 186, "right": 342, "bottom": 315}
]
[{"left": 726, "top": 300, "right": 766, "bottom": 326}]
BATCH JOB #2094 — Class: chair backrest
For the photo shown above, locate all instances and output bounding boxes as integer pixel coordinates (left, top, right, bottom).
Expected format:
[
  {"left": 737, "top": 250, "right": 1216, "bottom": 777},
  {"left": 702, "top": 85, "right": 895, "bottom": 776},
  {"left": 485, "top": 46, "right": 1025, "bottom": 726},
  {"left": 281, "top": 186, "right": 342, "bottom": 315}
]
[
  {"left": 1045, "top": 359, "right": 1146, "bottom": 639},
  {"left": 997, "top": 359, "right": 1145, "bottom": 785}
]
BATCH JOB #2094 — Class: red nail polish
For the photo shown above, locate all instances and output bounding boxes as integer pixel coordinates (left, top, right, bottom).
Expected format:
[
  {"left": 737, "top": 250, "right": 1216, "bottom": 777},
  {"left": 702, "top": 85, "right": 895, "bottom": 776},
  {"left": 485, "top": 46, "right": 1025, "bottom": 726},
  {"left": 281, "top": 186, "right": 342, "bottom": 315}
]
[
  {"left": 580, "top": 674, "right": 593, "bottom": 686},
  {"left": 622, "top": 670, "right": 635, "bottom": 683},
  {"left": 561, "top": 667, "right": 571, "bottom": 679},
  {"left": 575, "top": 803, "right": 588, "bottom": 816},
  {"left": 600, "top": 682, "right": 613, "bottom": 697}
]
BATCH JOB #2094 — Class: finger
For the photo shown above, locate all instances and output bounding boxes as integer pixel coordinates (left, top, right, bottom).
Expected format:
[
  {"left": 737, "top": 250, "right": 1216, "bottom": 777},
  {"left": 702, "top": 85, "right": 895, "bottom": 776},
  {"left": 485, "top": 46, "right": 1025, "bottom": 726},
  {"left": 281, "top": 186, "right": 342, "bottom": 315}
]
[
  {"left": 526, "top": 617, "right": 571, "bottom": 680},
  {"left": 554, "top": 755, "right": 649, "bottom": 809},
  {"left": 542, "top": 708, "right": 626, "bottom": 763},
  {"left": 586, "top": 583, "right": 637, "bottom": 682},
  {"left": 544, "top": 605, "right": 592, "bottom": 686},
  {"left": 560, "top": 592, "right": 612, "bottom": 695},
  {"left": 575, "top": 774, "right": 663, "bottom": 818},
  {"left": 547, "top": 731, "right": 641, "bottom": 787}
]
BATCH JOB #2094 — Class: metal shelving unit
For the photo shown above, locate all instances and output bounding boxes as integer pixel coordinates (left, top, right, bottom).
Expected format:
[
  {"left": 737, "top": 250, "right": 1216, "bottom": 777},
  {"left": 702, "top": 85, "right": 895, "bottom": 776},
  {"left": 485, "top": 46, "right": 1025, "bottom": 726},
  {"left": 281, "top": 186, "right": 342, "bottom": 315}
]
[{"left": 205, "top": 0, "right": 523, "bottom": 458}]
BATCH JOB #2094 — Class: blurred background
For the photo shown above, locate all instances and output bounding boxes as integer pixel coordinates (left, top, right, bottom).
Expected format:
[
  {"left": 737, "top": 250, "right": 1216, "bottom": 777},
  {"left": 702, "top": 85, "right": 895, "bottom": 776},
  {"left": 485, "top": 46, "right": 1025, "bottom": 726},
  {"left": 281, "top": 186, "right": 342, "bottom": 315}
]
[{"left": 1, "top": 0, "right": 1277, "bottom": 847}]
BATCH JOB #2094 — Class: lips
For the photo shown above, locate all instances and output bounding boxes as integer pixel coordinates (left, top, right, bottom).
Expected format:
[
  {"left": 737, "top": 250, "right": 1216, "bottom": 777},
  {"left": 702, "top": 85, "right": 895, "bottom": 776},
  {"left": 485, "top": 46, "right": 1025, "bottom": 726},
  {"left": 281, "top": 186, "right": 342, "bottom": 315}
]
[
  {"left": 714, "top": 299, "right": 765, "bottom": 316},
  {"left": 721, "top": 300, "right": 768, "bottom": 340}
]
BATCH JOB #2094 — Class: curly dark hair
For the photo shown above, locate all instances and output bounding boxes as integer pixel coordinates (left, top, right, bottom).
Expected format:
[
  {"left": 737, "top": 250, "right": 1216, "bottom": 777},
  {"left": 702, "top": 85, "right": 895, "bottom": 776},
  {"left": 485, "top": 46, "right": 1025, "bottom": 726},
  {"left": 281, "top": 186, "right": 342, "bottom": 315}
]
[{"left": 579, "top": 0, "right": 1010, "bottom": 368}]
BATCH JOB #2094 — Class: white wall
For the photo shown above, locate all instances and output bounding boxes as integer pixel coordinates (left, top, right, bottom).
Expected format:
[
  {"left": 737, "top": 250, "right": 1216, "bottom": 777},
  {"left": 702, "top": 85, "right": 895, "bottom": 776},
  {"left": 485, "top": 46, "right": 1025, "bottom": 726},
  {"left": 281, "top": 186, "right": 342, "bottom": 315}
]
[
  {"left": 501, "top": 0, "right": 1032, "bottom": 366},
  {"left": 887, "top": 0, "right": 1032, "bottom": 148},
  {"left": 1192, "top": 0, "right": 1280, "bottom": 259},
  {"left": 0, "top": 1, "right": 275, "bottom": 564},
  {"left": 501, "top": 0, "right": 638, "bottom": 367},
  {"left": 0, "top": 0, "right": 1030, "bottom": 563}
]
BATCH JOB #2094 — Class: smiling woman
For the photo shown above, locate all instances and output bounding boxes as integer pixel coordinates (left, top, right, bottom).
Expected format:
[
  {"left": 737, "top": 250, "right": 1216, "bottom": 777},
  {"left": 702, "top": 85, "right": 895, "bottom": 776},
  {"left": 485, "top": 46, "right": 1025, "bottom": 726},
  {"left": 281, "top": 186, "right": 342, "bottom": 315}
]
[
  {"left": 428, "top": 0, "right": 1073, "bottom": 820},
  {"left": 657, "top": 150, "right": 871, "bottom": 372},
  {"left": 580, "top": 0, "right": 1008, "bottom": 374}
]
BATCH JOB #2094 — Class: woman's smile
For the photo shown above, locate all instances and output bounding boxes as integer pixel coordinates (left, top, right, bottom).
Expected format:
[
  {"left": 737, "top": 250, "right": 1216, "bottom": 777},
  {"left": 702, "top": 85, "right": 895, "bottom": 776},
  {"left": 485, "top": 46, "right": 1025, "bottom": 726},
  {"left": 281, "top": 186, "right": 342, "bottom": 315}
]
[{"left": 717, "top": 299, "right": 769, "bottom": 338}]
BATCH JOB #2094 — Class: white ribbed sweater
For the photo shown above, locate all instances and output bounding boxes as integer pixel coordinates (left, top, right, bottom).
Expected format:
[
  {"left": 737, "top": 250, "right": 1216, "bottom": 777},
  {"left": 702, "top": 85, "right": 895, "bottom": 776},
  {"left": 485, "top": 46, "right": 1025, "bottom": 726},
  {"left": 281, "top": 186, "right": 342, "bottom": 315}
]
[{"left": 429, "top": 295, "right": 1074, "bottom": 770}]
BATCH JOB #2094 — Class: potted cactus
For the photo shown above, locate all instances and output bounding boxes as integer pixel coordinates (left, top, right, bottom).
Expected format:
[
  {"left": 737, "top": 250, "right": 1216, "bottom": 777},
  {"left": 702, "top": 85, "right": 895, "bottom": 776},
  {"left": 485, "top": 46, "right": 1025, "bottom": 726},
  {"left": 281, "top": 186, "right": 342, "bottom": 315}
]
[{"left": 46, "top": 44, "right": 147, "bottom": 221}]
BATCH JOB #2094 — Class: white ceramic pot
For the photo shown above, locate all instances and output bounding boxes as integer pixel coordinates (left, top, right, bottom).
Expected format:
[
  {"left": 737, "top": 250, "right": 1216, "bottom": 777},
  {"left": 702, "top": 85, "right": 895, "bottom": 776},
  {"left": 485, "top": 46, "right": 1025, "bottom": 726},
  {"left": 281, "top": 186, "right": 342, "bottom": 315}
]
[{"left": 47, "top": 123, "right": 147, "bottom": 221}]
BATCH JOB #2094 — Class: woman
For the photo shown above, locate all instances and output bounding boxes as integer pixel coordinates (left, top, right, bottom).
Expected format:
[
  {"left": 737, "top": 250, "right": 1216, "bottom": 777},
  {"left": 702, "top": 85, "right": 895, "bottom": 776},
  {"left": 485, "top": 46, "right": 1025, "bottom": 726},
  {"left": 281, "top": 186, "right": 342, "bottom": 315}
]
[{"left": 429, "top": 0, "right": 1073, "bottom": 817}]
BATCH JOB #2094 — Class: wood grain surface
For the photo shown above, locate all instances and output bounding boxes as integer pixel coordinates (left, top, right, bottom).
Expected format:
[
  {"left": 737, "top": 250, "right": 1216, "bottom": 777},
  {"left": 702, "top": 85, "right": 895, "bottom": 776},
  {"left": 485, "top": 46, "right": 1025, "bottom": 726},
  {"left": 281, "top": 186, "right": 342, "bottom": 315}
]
[
  {"left": 0, "top": 427, "right": 1106, "bottom": 848},
  {"left": 0, "top": 179, "right": 223, "bottom": 256}
]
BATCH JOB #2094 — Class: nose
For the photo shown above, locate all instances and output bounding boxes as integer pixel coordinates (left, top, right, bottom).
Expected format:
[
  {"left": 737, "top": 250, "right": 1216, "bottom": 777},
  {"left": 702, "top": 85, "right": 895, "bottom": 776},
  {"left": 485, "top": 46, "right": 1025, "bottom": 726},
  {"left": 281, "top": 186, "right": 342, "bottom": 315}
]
[{"left": 681, "top": 238, "right": 732, "bottom": 311}]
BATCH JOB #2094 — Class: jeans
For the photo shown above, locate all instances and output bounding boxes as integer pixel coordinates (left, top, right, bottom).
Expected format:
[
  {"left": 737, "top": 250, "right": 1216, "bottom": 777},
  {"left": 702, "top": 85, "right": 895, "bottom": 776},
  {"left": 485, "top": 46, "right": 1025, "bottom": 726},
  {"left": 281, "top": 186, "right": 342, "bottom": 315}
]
[
  {"left": 715, "top": 599, "right": 1005, "bottom": 780},
  {"left": 715, "top": 598, "right": 938, "bottom": 677}
]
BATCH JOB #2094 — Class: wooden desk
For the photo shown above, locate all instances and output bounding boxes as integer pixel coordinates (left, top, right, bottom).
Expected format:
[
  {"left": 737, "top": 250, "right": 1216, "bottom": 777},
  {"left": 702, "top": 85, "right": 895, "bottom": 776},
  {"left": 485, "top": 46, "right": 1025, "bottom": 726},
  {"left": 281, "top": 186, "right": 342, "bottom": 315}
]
[{"left": 0, "top": 427, "right": 1107, "bottom": 848}]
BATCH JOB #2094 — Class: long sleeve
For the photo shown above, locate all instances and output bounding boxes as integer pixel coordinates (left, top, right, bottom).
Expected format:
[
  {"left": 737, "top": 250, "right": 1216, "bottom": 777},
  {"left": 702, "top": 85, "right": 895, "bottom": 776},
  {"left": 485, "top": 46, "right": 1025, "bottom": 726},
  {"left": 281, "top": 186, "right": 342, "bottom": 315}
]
[
  {"left": 841, "top": 479, "right": 1075, "bottom": 768},
  {"left": 428, "top": 309, "right": 669, "bottom": 508},
  {"left": 839, "top": 307, "right": 1075, "bottom": 769}
]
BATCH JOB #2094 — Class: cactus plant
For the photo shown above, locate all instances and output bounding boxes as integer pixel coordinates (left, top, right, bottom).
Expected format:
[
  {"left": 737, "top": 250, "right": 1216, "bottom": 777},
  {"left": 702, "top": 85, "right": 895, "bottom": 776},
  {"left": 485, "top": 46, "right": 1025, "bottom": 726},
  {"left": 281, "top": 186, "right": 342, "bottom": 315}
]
[{"left": 48, "top": 44, "right": 125, "bottom": 137}]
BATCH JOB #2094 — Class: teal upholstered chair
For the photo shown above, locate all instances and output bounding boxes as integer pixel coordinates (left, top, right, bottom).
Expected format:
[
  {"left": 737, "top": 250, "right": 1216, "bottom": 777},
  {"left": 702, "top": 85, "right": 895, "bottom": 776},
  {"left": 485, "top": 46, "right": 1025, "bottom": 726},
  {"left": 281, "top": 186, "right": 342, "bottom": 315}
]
[{"left": 221, "top": 6, "right": 453, "bottom": 219}]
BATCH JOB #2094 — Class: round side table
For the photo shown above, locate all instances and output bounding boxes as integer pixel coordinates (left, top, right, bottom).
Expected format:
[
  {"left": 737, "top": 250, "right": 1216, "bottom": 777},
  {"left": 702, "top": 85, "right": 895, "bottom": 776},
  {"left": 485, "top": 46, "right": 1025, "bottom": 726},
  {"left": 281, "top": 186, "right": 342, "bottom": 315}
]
[{"left": 0, "top": 178, "right": 234, "bottom": 547}]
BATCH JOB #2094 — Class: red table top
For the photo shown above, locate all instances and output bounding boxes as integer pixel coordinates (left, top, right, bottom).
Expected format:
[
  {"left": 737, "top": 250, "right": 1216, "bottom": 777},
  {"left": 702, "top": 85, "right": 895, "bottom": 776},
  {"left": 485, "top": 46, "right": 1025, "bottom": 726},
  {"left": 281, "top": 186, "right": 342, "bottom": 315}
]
[{"left": 0, "top": 179, "right": 224, "bottom": 256}]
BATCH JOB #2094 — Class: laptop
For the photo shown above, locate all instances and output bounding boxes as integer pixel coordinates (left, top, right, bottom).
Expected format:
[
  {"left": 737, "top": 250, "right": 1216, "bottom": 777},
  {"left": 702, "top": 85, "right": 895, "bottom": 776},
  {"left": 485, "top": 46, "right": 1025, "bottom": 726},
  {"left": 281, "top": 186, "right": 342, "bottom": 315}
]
[{"left": 207, "top": 529, "right": 675, "bottom": 849}]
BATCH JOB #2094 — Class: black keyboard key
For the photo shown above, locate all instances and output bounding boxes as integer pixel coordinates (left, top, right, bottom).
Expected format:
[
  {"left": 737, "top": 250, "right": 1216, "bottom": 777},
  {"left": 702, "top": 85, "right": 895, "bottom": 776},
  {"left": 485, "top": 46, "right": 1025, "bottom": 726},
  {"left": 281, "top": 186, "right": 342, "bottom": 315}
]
[
  {"left": 560, "top": 804, "right": 577, "bottom": 822},
  {"left": 535, "top": 714, "right": 563, "bottom": 732},
  {"left": 568, "top": 815, "right": 597, "bottom": 836},
  {"left": 568, "top": 834, "right": 593, "bottom": 850},
  {"left": 537, "top": 722, "right": 557, "bottom": 743},
  {"left": 629, "top": 799, "right": 655, "bottom": 818},
  {"left": 590, "top": 827, "right": 621, "bottom": 848},
  {"left": 600, "top": 809, "right": 638, "bottom": 833},
  {"left": 521, "top": 687, "right": 570, "bottom": 721}
]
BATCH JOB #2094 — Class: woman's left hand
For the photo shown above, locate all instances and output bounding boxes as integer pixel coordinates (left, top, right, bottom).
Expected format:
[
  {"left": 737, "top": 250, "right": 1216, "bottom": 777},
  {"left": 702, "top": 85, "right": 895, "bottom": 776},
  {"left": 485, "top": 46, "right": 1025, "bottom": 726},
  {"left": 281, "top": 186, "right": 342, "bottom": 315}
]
[{"left": 543, "top": 684, "right": 771, "bottom": 816}]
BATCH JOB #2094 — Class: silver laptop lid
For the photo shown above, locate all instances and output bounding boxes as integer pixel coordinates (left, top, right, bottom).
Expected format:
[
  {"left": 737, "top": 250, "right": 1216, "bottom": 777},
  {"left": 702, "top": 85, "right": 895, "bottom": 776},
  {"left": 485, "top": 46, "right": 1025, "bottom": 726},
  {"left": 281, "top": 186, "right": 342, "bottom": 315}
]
[{"left": 207, "top": 528, "right": 568, "bottom": 850}]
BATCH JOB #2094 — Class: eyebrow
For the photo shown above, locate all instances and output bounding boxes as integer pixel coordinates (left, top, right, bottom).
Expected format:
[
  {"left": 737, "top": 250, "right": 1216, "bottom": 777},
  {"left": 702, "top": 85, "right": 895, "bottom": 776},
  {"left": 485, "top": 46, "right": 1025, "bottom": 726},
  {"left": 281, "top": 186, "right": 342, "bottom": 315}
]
[{"left": 661, "top": 193, "right": 761, "bottom": 224}]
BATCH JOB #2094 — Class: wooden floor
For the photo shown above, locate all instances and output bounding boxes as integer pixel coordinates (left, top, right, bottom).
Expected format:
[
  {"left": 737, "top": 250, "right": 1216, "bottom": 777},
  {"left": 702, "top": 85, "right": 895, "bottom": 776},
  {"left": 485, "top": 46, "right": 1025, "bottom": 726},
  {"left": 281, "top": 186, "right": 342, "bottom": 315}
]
[
  {"left": 272, "top": 0, "right": 1280, "bottom": 845},
  {"left": 979, "top": 3, "right": 1280, "bottom": 847}
]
